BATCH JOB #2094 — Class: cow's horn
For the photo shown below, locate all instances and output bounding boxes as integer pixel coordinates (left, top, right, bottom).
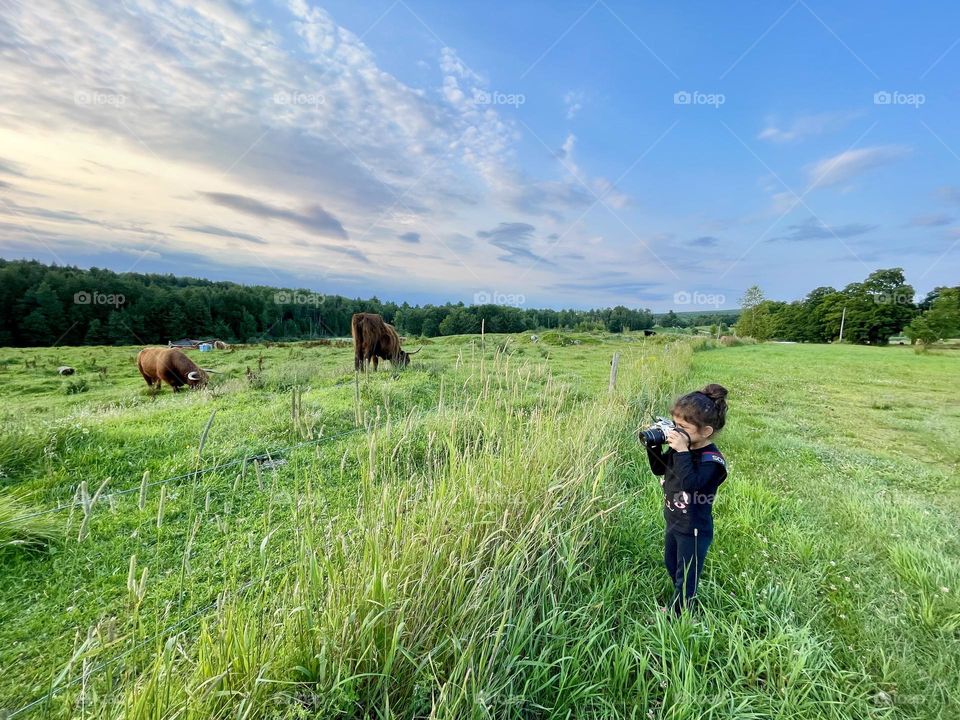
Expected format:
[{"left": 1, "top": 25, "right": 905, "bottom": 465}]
[
  {"left": 201, "top": 368, "right": 221, "bottom": 374},
  {"left": 187, "top": 371, "right": 200, "bottom": 381},
  {"left": 407, "top": 346, "right": 422, "bottom": 355}
]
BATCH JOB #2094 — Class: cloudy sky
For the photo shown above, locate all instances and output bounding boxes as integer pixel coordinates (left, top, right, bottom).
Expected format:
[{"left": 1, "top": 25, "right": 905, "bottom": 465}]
[{"left": 0, "top": 0, "right": 957, "bottom": 310}]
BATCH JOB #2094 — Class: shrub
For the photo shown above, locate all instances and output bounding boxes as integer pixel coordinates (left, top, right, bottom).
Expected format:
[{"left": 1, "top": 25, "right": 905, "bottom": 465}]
[{"left": 63, "top": 378, "right": 89, "bottom": 395}]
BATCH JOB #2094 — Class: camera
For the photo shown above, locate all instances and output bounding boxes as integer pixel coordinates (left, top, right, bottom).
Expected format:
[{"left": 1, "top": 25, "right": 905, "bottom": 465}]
[{"left": 639, "top": 416, "right": 688, "bottom": 445}]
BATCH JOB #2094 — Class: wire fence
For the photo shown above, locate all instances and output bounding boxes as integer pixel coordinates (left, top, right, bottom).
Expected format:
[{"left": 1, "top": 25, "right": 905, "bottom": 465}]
[{"left": 1, "top": 426, "right": 366, "bottom": 527}]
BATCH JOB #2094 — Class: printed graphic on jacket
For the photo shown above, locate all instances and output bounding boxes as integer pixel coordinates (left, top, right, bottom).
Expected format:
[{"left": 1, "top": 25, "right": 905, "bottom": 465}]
[{"left": 645, "top": 441, "right": 728, "bottom": 525}]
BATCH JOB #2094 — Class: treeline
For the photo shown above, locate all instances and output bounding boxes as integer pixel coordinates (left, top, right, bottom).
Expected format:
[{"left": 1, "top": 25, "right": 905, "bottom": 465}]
[
  {"left": 735, "top": 268, "right": 959, "bottom": 345},
  {"left": 0, "top": 260, "right": 678, "bottom": 347}
]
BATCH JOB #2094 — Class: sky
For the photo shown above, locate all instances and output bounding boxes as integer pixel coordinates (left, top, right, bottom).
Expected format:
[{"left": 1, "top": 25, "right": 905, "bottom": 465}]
[{"left": 0, "top": 0, "right": 958, "bottom": 311}]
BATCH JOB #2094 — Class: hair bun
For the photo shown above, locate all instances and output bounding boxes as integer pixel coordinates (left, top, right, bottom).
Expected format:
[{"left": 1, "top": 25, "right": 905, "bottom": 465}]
[{"left": 701, "top": 383, "right": 728, "bottom": 403}]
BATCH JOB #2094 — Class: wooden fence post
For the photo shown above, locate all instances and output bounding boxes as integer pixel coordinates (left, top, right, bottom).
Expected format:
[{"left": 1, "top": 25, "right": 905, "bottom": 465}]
[{"left": 608, "top": 352, "right": 620, "bottom": 394}]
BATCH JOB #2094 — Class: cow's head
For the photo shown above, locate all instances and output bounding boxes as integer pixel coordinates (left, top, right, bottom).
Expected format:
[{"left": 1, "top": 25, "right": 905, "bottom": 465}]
[
  {"left": 396, "top": 346, "right": 422, "bottom": 368},
  {"left": 186, "top": 366, "right": 221, "bottom": 388},
  {"left": 185, "top": 368, "right": 209, "bottom": 388}
]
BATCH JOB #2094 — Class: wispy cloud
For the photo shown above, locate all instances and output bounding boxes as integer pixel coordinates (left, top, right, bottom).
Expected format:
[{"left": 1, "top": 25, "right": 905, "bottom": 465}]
[
  {"left": 563, "top": 90, "right": 584, "bottom": 120},
  {"left": 758, "top": 111, "right": 859, "bottom": 143},
  {"left": 199, "top": 192, "right": 347, "bottom": 239},
  {"left": 769, "top": 216, "right": 877, "bottom": 242},
  {"left": 906, "top": 213, "right": 953, "bottom": 228},
  {"left": 476, "top": 222, "right": 553, "bottom": 265},
  {"left": 936, "top": 186, "right": 960, "bottom": 206},
  {"left": 177, "top": 224, "right": 268, "bottom": 245},
  {"left": 806, "top": 145, "right": 910, "bottom": 189}
]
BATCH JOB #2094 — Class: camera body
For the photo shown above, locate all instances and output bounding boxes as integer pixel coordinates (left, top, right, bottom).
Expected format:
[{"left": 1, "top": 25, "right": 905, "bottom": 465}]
[{"left": 639, "top": 416, "right": 688, "bottom": 445}]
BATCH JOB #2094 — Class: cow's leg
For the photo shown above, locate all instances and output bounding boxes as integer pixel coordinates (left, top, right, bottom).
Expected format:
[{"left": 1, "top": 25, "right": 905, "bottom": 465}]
[
  {"left": 355, "top": 348, "right": 363, "bottom": 371},
  {"left": 372, "top": 355, "right": 379, "bottom": 371}
]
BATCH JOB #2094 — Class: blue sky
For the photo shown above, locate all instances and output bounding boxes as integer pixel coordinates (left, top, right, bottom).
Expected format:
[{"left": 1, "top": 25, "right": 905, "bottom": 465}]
[{"left": 0, "top": 0, "right": 957, "bottom": 310}]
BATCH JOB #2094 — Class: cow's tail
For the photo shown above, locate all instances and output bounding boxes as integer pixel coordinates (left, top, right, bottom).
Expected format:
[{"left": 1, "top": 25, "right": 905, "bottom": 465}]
[
  {"left": 351, "top": 313, "right": 362, "bottom": 344},
  {"left": 351, "top": 314, "right": 364, "bottom": 371}
]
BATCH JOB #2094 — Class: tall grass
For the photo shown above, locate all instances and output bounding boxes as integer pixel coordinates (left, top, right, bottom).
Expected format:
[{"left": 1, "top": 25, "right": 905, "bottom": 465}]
[
  {"left": 96, "top": 345, "right": 688, "bottom": 717},
  {"left": 8, "top": 339, "right": 946, "bottom": 718},
  {"left": 0, "top": 490, "right": 60, "bottom": 553}
]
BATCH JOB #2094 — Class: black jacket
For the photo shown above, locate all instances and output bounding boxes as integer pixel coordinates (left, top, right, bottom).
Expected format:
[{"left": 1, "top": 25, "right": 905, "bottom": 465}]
[{"left": 645, "top": 440, "right": 727, "bottom": 532}]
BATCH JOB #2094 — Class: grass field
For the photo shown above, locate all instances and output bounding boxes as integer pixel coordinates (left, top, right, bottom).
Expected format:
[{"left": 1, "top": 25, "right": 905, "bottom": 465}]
[{"left": 0, "top": 335, "right": 957, "bottom": 719}]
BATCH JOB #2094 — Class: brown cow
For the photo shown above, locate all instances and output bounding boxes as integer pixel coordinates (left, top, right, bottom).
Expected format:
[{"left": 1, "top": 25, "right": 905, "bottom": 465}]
[
  {"left": 137, "top": 347, "right": 213, "bottom": 391},
  {"left": 351, "top": 312, "right": 420, "bottom": 371}
]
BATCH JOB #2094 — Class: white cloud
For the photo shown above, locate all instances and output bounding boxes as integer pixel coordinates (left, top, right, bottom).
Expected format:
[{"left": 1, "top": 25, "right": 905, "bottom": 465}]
[
  {"left": 0, "top": 0, "right": 673, "bottom": 305},
  {"left": 758, "top": 111, "right": 859, "bottom": 143},
  {"left": 806, "top": 145, "right": 911, "bottom": 189},
  {"left": 563, "top": 90, "right": 584, "bottom": 120}
]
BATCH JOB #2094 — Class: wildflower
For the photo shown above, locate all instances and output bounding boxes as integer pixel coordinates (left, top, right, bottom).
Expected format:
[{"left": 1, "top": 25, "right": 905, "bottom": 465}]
[
  {"left": 844, "top": 576, "right": 850, "bottom": 582},
  {"left": 830, "top": 561, "right": 836, "bottom": 566},
  {"left": 940, "top": 586, "right": 950, "bottom": 593}
]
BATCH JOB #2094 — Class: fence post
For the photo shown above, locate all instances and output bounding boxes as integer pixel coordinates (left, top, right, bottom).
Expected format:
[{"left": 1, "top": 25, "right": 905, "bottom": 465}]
[{"left": 608, "top": 352, "right": 620, "bottom": 394}]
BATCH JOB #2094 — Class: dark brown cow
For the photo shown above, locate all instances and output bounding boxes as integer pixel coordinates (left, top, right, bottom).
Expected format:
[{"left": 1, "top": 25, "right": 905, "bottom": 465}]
[
  {"left": 351, "top": 312, "right": 420, "bottom": 371},
  {"left": 137, "top": 347, "right": 212, "bottom": 391}
]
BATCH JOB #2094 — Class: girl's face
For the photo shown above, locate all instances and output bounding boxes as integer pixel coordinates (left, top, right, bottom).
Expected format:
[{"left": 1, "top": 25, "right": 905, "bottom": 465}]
[{"left": 672, "top": 414, "right": 713, "bottom": 446}]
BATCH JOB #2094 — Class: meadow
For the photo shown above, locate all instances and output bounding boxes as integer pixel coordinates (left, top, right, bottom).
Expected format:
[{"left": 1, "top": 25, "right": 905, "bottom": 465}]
[{"left": 0, "top": 334, "right": 957, "bottom": 719}]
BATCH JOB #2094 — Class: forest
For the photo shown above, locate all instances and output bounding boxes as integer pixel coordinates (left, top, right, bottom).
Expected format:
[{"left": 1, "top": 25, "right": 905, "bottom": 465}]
[
  {"left": 0, "top": 259, "right": 681, "bottom": 346},
  {"left": 1, "top": 260, "right": 953, "bottom": 347}
]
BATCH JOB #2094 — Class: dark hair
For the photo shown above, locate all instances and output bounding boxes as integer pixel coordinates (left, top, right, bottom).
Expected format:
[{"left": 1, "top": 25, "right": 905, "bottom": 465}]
[{"left": 670, "top": 383, "right": 728, "bottom": 435}]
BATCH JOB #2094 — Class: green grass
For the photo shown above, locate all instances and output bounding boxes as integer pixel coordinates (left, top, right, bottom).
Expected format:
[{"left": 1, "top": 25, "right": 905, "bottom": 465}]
[{"left": 0, "top": 335, "right": 957, "bottom": 718}]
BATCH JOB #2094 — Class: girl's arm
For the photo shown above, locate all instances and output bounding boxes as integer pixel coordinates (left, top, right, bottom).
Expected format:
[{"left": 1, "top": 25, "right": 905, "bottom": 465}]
[
  {"left": 671, "top": 452, "right": 726, "bottom": 492},
  {"left": 645, "top": 442, "right": 669, "bottom": 476}
]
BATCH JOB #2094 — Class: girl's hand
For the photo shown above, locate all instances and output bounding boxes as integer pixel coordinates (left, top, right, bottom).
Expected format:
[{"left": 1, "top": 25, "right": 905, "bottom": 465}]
[{"left": 666, "top": 429, "right": 690, "bottom": 452}]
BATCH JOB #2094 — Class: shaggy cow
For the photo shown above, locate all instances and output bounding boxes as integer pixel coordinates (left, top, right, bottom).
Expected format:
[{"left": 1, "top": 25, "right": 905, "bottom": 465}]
[
  {"left": 351, "top": 312, "right": 420, "bottom": 371},
  {"left": 137, "top": 347, "right": 213, "bottom": 391}
]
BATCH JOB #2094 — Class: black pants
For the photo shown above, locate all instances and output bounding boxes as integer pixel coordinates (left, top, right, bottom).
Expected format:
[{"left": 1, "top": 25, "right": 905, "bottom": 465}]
[{"left": 664, "top": 525, "right": 713, "bottom": 613}]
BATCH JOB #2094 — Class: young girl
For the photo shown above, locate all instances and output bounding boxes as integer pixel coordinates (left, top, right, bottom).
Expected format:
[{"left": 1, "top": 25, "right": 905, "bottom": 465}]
[{"left": 644, "top": 384, "right": 728, "bottom": 615}]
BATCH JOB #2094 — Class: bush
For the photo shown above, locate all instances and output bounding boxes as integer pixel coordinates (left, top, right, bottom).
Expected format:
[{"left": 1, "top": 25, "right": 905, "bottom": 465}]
[{"left": 63, "top": 378, "right": 89, "bottom": 395}]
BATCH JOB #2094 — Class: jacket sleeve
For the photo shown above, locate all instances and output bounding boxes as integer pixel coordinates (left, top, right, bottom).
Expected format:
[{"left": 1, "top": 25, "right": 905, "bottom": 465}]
[
  {"left": 672, "top": 452, "right": 727, "bottom": 492},
  {"left": 645, "top": 443, "right": 669, "bottom": 476}
]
